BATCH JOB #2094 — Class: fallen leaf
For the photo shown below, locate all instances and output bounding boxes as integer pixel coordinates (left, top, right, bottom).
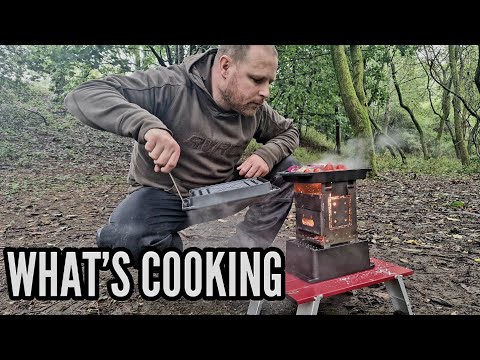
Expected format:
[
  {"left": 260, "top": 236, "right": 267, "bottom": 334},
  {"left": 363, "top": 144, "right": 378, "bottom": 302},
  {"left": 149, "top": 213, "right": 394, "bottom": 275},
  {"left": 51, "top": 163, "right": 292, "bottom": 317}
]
[
  {"left": 460, "top": 284, "right": 480, "bottom": 294},
  {"left": 446, "top": 217, "right": 460, "bottom": 221},
  {"left": 404, "top": 239, "right": 419, "bottom": 245},
  {"left": 474, "top": 258, "right": 480, "bottom": 263},
  {"left": 430, "top": 296, "right": 453, "bottom": 307},
  {"left": 452, "top": 234, "right": 463, "bottom": 239},
  {"left": 400, "top": 247, "right": 423, "bottom": 253}
]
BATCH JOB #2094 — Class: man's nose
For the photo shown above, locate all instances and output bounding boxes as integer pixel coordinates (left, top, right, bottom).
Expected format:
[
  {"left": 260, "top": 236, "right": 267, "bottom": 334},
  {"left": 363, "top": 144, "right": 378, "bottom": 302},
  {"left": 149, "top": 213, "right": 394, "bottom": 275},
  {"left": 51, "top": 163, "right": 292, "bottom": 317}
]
[{"left": 259, "top": 85, "right": 270, "bottom": 99}]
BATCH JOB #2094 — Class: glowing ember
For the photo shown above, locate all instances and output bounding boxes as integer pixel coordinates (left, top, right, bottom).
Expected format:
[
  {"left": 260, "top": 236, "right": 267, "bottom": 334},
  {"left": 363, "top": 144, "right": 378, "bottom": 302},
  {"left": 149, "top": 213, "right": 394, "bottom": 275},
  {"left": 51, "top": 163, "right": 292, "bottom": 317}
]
[
  {"left": 302, "top": 218, "right": 315, "bottom": 227},
  {"left": 294, "top": 183, "right": 322, "bottom": 194}
]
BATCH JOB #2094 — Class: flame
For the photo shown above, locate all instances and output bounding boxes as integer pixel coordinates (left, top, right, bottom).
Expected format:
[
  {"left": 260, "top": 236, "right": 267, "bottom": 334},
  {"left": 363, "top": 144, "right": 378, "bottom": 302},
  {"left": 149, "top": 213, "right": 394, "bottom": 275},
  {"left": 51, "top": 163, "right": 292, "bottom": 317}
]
[
  {"left": 294, "top": 183, "right": 322, "bottom": 195},
  {"left": 301, "top": 217, "right": 315, "bottom": 227}
]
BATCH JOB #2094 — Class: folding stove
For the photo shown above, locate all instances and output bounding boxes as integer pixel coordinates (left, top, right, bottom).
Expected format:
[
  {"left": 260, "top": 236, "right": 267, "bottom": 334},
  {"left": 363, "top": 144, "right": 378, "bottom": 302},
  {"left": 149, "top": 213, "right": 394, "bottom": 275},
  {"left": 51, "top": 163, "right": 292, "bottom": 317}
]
[{"left": 281, "top": 168, "right": 372, "bottom": 283}]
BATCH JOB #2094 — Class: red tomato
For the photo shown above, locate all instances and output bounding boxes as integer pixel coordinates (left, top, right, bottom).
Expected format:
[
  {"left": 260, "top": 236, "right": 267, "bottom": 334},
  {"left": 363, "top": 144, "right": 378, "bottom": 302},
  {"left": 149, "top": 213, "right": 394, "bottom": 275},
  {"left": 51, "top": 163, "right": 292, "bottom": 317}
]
[
  {"left": 287, "top": 165, "right": 301, "bottom": 173},
  {"left": 336, "top": 164, "right": 347, "bottom": 170},
  {"left": 324, "top": 163, "right": 334, "bottom": 171}
]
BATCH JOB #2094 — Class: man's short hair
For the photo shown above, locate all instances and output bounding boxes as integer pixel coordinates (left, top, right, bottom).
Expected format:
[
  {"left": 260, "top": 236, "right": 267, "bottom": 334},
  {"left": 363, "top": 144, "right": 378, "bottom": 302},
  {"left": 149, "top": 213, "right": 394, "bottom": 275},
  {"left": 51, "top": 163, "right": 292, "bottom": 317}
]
[{"left": 216, "top": 45, "right": 277, "bottom": 63}]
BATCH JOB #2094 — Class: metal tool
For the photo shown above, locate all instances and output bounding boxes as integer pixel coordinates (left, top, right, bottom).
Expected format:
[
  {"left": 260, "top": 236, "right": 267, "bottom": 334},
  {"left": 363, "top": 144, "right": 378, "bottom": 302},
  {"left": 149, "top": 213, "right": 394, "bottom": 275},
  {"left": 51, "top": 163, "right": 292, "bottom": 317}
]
[
  {"left": 169, "top": 172, "right": 184, "bottom": 201},
  {"left": 168, "top": 172, "right": 279, "bottom": 211}
]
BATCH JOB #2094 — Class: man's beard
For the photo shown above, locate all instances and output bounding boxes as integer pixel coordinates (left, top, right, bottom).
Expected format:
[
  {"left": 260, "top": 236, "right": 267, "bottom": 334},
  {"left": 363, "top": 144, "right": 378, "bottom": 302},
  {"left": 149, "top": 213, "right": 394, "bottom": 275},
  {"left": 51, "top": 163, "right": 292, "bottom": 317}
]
[{"left": 221, "top": 78, "right": 259, "bottom": 117}]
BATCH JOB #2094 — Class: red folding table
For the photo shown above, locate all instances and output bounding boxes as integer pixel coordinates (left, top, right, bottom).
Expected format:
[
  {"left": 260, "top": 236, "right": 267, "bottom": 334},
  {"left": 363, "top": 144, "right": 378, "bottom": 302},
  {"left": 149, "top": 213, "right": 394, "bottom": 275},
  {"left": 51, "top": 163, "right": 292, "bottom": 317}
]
[{"left": 247, "top": 257, "right": 414, "bottom": 315}]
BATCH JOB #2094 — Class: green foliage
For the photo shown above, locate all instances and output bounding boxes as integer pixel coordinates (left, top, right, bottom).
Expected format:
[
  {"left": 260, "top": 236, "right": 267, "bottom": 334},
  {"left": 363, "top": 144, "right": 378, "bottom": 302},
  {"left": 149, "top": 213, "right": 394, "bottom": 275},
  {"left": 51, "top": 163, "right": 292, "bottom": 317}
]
[
  {"left": 246, "top": 138, "right": 261, "bottom": 152},
  {"left": 0, "top": 141, "right": 18, "bottom": 161},
  {"left": 300, "top": 128, "right": 335, "bottom": 152},
  {"left": 242, "top": 127, "right": 333, "bottom": 164},
  {"left": 450, "top": 200, "right": 465, "bottom": 207},
  {"left": 0, "top": 80, "right": 71, "bottom": 165},
  {"left": 11, "top": 45, "right": 216, "bottom": 100},
  {"left": 363, "top": 45, "right": 390, "bottom": 106},
  {"left": 271, "top": 45, "right": 342, "bottom": 140},
  {"left": 23, "top": 45, "right": 137, "bottom": 98},
  {"left": 292, "top": 147, "right": 323, "bottom": 164},
  {"left": 0, "top": 79, "right": 60, "bottom": 127},
  {"left": 241, "top": 139, "right": 262, "bottom": 159},
  {"left": 377, "top": 154, "right": 480, "bottom": 176},
  {"left": 0, "top": 46, "right": 29, "bottom": 84},
  {"left": 2, "top": 44, "right": 479, "bottom": 173}
]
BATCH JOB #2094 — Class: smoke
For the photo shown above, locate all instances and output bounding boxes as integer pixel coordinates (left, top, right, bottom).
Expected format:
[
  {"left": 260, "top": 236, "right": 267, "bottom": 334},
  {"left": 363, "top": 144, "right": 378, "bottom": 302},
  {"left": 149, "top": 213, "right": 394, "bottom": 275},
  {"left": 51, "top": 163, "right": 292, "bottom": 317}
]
[
  {"left": 304, "top": 137, "right": 371, "bottom": 170},
  {"left": 375, "top": 132, "right": 405, "bottom": 152}
]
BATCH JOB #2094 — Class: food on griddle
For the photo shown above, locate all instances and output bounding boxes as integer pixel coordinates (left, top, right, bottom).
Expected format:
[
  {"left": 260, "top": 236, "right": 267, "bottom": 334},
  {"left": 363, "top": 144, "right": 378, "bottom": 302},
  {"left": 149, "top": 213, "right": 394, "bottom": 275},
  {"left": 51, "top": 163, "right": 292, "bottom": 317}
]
[{"left": 287, "top": 163, "right": 348, "bottom": 173}]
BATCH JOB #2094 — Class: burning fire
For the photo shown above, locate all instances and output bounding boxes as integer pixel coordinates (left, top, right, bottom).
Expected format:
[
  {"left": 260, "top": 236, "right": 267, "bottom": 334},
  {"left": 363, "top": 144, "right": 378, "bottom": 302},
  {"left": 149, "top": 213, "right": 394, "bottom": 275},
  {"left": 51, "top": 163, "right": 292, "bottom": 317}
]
[
  {"left": 301, "top": 217, "right": 315, "bottom": 227},
  {"left": 294, "top": 183, "right": 322, "bottom": 194}
]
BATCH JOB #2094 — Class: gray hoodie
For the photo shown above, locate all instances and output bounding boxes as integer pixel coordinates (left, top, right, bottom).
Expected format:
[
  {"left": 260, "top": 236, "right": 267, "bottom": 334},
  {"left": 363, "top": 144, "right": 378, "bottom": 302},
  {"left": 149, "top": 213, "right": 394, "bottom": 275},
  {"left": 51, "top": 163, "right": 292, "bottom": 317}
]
[{"left": 64, "top": 48, "right": 299, "bottom": 196}]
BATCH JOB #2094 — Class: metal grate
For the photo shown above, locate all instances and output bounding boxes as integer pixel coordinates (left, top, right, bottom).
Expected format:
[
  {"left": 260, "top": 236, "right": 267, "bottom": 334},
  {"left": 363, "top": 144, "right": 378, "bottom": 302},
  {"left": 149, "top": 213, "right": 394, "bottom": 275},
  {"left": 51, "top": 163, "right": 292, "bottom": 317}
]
[
  {"left": 281, "top": 169, "right": 370, "bottom": 183},
  {"left": 182, "top": 177, "right": 279, "bottom": 211},
  {"left": 190, "top": 178, "right": 266, "bottom": 196}
]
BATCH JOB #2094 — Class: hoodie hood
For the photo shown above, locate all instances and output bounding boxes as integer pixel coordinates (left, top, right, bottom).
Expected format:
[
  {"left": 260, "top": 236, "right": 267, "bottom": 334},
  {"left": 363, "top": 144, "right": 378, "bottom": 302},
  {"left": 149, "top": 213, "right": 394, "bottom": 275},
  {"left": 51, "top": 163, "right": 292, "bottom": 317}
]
[
  {"left": 181, "top": 48, "right": 240, "bottom": 118},
  {"left": 182, "top": 48, "right": 217, "bottom": 97}
]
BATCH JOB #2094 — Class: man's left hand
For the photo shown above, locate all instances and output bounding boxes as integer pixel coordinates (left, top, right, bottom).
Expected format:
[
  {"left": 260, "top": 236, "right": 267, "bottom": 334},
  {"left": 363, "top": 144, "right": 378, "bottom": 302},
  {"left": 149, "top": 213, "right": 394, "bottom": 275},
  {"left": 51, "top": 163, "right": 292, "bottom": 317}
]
[{"left": 237, "top": 154, "right": 270, "bottom": 178}]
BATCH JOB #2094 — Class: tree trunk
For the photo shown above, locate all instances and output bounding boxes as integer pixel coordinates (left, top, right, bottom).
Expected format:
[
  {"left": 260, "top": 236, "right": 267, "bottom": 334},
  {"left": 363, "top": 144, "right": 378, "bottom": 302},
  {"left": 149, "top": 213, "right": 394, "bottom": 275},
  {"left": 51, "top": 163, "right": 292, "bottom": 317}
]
[
  {"left": 445, "top": 119, "right": 460, "bottom": 158},
  {"left": 331, "top": 45, "right": 377, "bottom": 175},
  {"left": 390, "top": 59, "right": 429, "bottom": 159},
  {"left": 468, "top": 118, "right": 479, "bottom": 157},
  {"left": 471, "top": 45, "right": 480, "bottom": 156},
  {"left": 335, "top": 106, "right": 341, "bottom": 154},
  {"left": 176, "top": 45, "right": 185, "bottom": 64},
  {"left": 165, "top": 45, "right": 173, "bottom": 65},
  {"left": 449, "top": 45, "right": 470, "bottom": 165},
  {"left": 475, "top": 45, "right": 480, "bottom": 94},
  {"left": 384, "top": 86, "right": 392, "bottom": 135},
  {"left": 350, "top": 46, "right": 368, "bottom": 107},
  {"left": 437, "top": 72, "right": 452, "bottom": 156},
  {"left": 131, "top": 46, "right": 142, "bottom": 69}
]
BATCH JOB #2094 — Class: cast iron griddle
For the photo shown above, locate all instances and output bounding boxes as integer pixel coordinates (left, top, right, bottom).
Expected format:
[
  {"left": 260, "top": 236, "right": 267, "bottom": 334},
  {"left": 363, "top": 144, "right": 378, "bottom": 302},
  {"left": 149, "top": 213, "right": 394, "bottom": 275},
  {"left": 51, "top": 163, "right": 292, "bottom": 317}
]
[
  {"left": 182, "top": 177, "right": 279, "bottom": 211},
  {"left": 280, "top": 169, "right": 370, "bottom": 183}
]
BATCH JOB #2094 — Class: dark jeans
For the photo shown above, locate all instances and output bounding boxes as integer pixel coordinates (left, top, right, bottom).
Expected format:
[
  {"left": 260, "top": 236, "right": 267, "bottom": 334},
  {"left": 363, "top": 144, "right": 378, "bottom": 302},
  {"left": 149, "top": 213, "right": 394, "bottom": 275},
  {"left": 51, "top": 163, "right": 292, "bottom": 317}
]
[{"left": 97, "top": 155, "right": 299, "bottom": 265}]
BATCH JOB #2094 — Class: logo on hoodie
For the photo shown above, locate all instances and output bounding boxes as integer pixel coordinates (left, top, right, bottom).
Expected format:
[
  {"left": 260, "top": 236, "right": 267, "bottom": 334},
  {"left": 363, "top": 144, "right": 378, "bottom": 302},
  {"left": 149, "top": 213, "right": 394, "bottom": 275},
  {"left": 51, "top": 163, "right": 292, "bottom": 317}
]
[{"left": 183, "top": 135, "right": 244, "bottom": 157}]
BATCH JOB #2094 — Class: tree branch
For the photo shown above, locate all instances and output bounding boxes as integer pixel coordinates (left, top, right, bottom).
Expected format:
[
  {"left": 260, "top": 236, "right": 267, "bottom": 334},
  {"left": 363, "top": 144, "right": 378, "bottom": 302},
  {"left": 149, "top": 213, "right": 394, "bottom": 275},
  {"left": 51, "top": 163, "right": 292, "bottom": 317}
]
[
  {"left": 147, "top": 45, "right": 166, "bottom": 67},
  {"left": 429, "top": 59, "right": 480, "bottom": 121}
]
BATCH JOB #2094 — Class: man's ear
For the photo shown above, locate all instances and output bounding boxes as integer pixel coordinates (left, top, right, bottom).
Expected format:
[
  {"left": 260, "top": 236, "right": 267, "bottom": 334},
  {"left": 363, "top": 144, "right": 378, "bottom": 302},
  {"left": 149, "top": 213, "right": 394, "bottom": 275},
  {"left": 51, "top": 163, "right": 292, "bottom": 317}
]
[{"left": 219, "top": 55, "right": 232, "bottom": 78}]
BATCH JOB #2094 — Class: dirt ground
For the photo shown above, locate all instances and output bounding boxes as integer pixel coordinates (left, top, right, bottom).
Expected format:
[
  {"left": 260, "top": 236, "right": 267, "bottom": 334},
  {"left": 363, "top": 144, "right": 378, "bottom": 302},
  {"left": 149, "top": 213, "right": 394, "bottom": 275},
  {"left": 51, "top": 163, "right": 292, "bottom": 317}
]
[{"left": 1, "top": 116, "right": 479, "bottom": 316}]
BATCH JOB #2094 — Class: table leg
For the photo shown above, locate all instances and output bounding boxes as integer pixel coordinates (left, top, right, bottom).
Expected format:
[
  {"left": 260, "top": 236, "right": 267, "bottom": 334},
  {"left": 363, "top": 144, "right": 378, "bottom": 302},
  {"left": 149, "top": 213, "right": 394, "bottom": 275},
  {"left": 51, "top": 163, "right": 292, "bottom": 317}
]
[
  {"left": 296, "top": 295, "right": 323, "bottom": 315},
  {"left": 385, "top": 275, "right": 413, "bottom": 315},
  {"left": 247, "top": 300, "right": 265, "bottom": 315}
]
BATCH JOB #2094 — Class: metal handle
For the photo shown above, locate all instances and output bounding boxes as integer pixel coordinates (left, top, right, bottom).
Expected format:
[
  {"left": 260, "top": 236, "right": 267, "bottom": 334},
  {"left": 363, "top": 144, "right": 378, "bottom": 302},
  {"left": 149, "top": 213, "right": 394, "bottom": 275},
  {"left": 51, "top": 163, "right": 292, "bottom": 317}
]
[{"left": 169, "top": 172, "right": 185, "bottom": 204}]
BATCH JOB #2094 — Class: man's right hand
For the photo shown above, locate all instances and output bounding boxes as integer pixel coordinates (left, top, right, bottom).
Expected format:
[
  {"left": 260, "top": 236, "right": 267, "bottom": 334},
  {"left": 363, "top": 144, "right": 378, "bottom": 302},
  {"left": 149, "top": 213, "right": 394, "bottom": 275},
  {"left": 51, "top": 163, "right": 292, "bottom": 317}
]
[{"left": 144, "top": 128, "right": 180, "bottom": 173}]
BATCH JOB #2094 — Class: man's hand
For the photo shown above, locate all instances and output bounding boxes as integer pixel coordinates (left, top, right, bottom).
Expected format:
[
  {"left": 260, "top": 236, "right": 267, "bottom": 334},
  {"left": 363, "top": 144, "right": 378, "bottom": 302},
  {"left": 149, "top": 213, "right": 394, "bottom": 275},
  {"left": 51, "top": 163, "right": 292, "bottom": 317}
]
[
  {"left": 237, "top": 154, "right": 270, "bottom": 178},
  {"left": 144, "top": 128, "right": 180, "bottom": 173}
]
